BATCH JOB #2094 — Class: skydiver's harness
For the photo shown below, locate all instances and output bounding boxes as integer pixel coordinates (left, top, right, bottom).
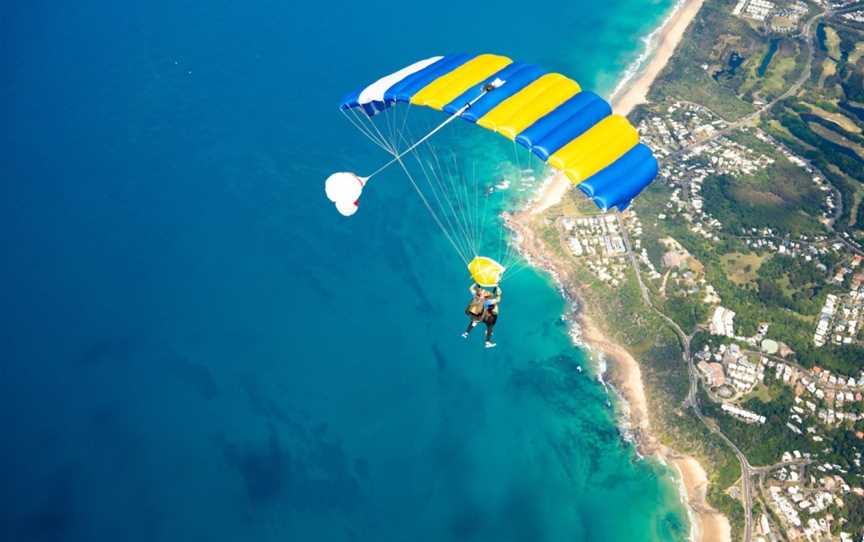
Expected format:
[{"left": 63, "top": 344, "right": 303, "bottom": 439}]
[
  {"left": 466, "top": 296, "right": 486, "bottom": 318},
  {"left": 465, "top": 286, "right": 500, "bottom": 321}
]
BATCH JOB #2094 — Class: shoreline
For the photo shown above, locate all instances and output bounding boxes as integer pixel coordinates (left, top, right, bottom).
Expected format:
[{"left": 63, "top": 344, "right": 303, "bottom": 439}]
[
  {"left": 610, "top": 0, "right": 705, "bottom": 116},
  {"left": 529, "top": 0, "right": 705, "bottom": 217},
  {"left": 508, "top": 0, "right": 728, "bottom": 540},
  {"left": 507, "top": 212, "right": 731, "bottom": 542}
]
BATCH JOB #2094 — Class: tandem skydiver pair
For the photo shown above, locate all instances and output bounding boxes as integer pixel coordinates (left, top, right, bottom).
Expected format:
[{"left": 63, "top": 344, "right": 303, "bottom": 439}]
[{"left": 328, "top": 53, "right": 659, "bottom": 339}]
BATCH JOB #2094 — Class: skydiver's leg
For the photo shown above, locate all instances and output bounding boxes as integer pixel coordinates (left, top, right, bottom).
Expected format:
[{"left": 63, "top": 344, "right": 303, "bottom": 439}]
[
  {"left": 484, "top": 314, "right": 497, "bottom": 347},
  {"left": 463, "top": 318, "right": 479, "bottom": 338}
]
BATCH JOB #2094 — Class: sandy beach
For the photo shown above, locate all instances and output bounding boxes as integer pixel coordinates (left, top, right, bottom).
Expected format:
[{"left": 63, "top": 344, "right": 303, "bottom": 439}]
[
  {"left": 582, "top": 313, "right": 732, "bottom": 542},
  {"left": 610, "top": 0, "right": 706, "bottom": 116},
  {"left": 508, "top": 210, "right": 732, "bottom": 542},
  {"left": 670, "top": 455, "right": 733, "bottom": 542},
  {"left": 510, "top": 2, "right": 731, "bottom": 534},
  {"left": 579, "top": 315, "right": 653, "bottom": 447}
]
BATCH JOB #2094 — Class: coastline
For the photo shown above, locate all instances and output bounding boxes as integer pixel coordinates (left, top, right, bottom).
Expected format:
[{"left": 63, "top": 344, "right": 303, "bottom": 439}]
[
  {"left": 610, "top": 0, "right": 705, "bottom": 116},
  {"left": 530, "top": 0, "right": 706, "bottom": 217},
  {"left": 510, "top": 0, "right": 730, "bottom": 540},
  {"left": 508, "top": 212, "right": 731, "bottom": 542}
]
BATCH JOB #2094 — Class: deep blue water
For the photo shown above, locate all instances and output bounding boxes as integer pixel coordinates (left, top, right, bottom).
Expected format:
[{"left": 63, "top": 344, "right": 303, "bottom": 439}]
[
  {"left": 758, "top": 39, "right": 780, "bottom": 77},
  {"left": 1, "top": 1, "right": 688, "bottom": 541}
]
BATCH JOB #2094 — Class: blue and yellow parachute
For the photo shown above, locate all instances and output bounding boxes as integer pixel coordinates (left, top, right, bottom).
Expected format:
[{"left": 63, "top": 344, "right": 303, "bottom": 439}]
[{"left": 339, "top": 53, "right": 658, "bottom": 211}]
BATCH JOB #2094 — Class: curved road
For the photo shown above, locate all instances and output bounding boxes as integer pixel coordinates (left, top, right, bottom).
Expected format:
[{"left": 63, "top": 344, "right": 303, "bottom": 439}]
[
  {"left": 614, "top": 4, "right": 864, "bottom": 539},
  {"left": 665, "top": 7, "right": 827, "bottom": 162},
  {"left": 617, "top": 213, "right": 756, "bottom": 540}
]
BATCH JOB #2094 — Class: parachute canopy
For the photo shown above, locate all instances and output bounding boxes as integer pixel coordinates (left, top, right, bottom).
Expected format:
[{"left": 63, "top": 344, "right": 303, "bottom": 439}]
[
  {"left": 340, "top": 53, "right": 658, "bottom": 211},
  {"left": 468, "top": 256, "right": 505, "bottom": 288}
]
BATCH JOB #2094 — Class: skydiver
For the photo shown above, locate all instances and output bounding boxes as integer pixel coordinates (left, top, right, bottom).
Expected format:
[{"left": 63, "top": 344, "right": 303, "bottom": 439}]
[
  {"left": 462, "top": 283, "right": 501, "bottom": 348},
  {"left": 462, "top": 284, "right": 487, "bottom": 337}
]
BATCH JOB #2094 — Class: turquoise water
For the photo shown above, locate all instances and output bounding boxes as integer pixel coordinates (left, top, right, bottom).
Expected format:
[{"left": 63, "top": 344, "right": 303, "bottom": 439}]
[
  {"left": 758, "top": 39, "right": 780, "bottom": 77},
  {"left": 1, "top": 1, "right": 688, "bottom": 541}
]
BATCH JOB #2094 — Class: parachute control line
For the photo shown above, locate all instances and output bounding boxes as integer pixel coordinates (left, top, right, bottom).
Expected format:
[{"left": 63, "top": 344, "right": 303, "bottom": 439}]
[{"left": 325, "top": 78, "right": 505, "bottom": 217}]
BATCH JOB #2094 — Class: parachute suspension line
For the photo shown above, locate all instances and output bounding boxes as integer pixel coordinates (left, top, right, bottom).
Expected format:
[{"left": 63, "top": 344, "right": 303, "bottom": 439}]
[
  {"left": 436, "top": 118, "right": 477, "bottom": 253},
  {"left": 341, "top": 109, "right": 384, "bottom": 150},
  {"left": 437, "top": 148, "right": 474, "bottom": 255},
  {"left": 480, "top": 170, "right": 490, "bottom": 257},
  {"left": 393, "top": 154, "right": 470, "bottom": 265},
  {"left": 391, "top": 125, "right": 475, "bottom": 261},
  {"left": 343, "top": 109, "right": 473, "bottom": 264},
  {"left": 365, "top": 102, "right": 471, "bottom": 181},
  {"left": 472, "top": 160, "right": 480, "bottom": 255},
  {"left": 472, "top": 163, "right": 482, "bottom": 255},
  {"left": 340, "top": 85, "right": 517, "bottom": 269},
  {"left": 384, "top": 105, "right": 405, "bottom": 153},
  {"left": 373, "top": 117, "right": 476, "bottom": 264},
  {"left": 366, "top": 109, "right": 403, "bottom": 159},
  {"left": 424, "top": 150, "right": 476, "bottom": 259},
  {"left": 460, "top": 158, "right": 478, "bottom": 255},
  {"left": 411, "top": 147, "right": 473, "bottom": 260},
  {"left": 512, "top": 139, "right": 523, "bottom": 172},
  {"left": 497, "top": 220, "right": 505, "bottom": 269},
  {"left": 471, "top": 163, "right": 481, "bottom": 254},
  {"left": 363, "top": 86, "right": 497, "bottom": 182},
  {"left": 398, "top": 102, "right": 413, "bottom": 144},
  {"left": 343, "top": 108, "right": 392, "bottom": 153},
  {"left": 503, "top": 229, "right": 531, "bottom": 278},
  {"left": 476, "top": 163, "right": 491, "bottom": 258},
  {"left": 434, "top": 149, "right": 476, "bottom": 256}
]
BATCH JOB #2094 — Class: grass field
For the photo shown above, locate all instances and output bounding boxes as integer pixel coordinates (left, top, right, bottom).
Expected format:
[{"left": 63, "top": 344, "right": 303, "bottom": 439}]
[
  {"left": 765, "top": 119, "right": 818, "bottom": 151},
  {"left": 824, "top": 25, "right": 841, "bottom": 60},
  {"left": 817, "top": 57, "right": 836, "bottom": 88},
  {"left": 720, "top": 252, "right": 768, "bottom": 285},
  {"left": 804, "top": 102, "right": 861, "bottom": 134},
  {"left": 762, "top": 48, "right": 798, "bottom": 98},
  {"left": 808, "top": 122, "right": 864, "bottom": 159},
  {"left": 849, "top": 43, "right": 864, "bottom": 66}
]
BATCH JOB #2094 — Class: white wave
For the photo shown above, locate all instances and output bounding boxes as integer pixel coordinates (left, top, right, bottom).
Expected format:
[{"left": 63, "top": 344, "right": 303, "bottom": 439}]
[{"left": 609, "top": 0, "right": 687, "bottom": 103}]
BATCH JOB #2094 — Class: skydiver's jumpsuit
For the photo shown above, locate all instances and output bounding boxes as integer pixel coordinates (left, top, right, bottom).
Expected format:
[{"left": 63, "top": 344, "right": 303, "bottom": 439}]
[{"left": 464, "top": 284, "right": 502, "bottom": 341}]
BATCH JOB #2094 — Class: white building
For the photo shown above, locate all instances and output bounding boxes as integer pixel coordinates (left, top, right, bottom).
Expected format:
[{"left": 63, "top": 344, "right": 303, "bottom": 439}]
[{"left": 710, "top": 306, "right": 736, "bottom": 337}]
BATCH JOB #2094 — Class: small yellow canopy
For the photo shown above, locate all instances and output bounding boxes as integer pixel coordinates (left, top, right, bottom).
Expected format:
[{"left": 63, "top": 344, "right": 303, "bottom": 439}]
[{"left": 468, "top": 256, "right": 505, "bottom": 287}]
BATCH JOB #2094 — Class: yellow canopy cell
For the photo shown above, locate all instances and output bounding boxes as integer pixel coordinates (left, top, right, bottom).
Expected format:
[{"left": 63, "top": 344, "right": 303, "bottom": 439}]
[
  {"left": 547, "top": 115, "right": 638, "bottom": 183},
  {"left": 476, "top": 74, "right": 579, "bottom": 136},
  {"left": 494, "top": 79, "right": 581, "bottom": 139},
  {"left": 410, "top": 54, "right": 512, "bottom": 110}
]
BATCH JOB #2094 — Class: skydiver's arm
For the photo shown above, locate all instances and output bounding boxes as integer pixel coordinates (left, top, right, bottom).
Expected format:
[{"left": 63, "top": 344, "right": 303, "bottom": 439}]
[
  {"left": 490, "top": 287, "right": 502, "bottom": 304},
  {"left": 469, "top": 283, "right": 478, "bottom": 295}
]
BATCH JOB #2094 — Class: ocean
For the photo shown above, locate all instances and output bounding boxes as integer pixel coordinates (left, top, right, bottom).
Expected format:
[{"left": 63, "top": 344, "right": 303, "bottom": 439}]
[{"left": 1, "top": 1, "right": 688, "bottom": 541}]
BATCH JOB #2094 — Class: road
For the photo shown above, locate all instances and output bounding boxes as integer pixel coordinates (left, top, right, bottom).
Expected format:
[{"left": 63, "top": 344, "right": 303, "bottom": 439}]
[
  {"left": 617, "top": 212, "right": 756, "bottom": 541},
  {"left": 612, "top": 5, "right": 864, "bottom": 539},
  {"left": 664, "top": 7, "right": 827, "bottom": 163},
  {"left": 660, "top": 6, "right": 864, "bottom": 264}
]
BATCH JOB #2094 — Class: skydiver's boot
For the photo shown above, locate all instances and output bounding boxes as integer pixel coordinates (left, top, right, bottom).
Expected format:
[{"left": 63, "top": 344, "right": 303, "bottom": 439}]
[{"left": 484, "top": 324, "right": 496, "bottom": 348}]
